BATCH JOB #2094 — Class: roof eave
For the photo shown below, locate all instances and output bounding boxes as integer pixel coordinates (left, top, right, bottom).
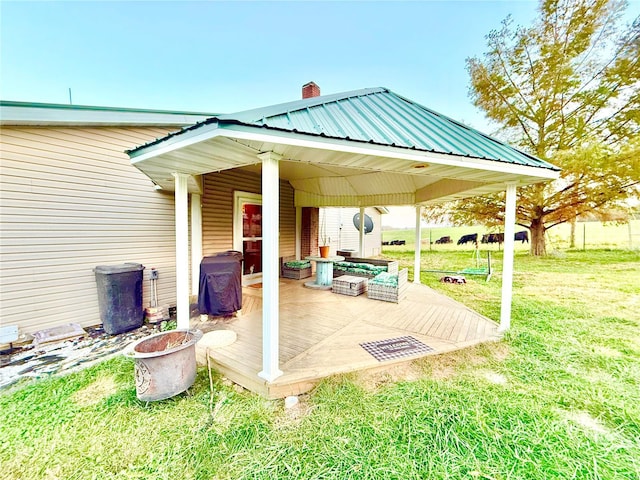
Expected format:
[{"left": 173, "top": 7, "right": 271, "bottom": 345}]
[
  {"left": 215, "top": 123, "right": 561, "bottom": 180},
  {"left": 0, "top": 102, "right": 214, "bottom": 127}
]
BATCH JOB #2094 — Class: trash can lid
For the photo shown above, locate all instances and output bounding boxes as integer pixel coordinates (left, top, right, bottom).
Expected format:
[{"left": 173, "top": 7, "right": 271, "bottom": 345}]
[{"left": 94, "top": 263, "right": 145, "bottom": 274}]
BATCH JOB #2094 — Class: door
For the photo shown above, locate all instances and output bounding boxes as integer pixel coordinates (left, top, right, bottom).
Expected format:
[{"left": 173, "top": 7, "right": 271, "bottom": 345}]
[{"left": 234, "top": 191, "right": 262, "bottom": 286}]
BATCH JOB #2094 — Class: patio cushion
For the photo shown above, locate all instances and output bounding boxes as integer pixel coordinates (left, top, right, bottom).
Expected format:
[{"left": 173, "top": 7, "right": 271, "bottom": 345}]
[
  {"left": 369, "top": 272, "right": 398, "bottom": 287},
  {"left": 284, "top": 260, "right": 311, "bottom": 269}
]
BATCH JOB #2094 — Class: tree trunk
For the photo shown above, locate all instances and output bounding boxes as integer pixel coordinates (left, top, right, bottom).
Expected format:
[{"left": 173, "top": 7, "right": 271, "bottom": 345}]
[
  {"left": 530, "top": 217, "right": 546, "bottom": 256},
  {"left": 569, "top": 218, "right": 576, "bottom": 248}
]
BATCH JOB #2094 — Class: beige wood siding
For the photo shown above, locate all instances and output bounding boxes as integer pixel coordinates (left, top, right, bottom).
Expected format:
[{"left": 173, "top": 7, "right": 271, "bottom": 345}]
[
  {"left": 0, "top": 126, "right": 179, "bottom": 335},
  {"left": 201, "top": 170, "right": 296, "bottom": 259}
]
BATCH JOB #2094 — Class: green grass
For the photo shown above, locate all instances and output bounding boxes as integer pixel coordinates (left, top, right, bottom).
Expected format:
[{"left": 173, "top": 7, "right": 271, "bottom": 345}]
[{"left": 2, "top": 250, "right": 639, "bottom": 479}]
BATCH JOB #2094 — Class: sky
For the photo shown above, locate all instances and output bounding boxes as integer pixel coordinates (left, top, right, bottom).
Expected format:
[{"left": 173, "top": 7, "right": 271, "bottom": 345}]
[
  {"left": 2, "top": 0, "right": 637, "bottom": 228},
  {"left": 1, "top": 0, "right": 543, "bottom": 130}
]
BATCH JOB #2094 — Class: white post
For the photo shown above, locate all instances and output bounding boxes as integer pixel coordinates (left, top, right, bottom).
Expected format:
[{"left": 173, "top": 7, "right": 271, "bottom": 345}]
[
  {"left": 499, "top": 183, "right": 517, "bottom": 333},
  {"left": 295, "top": 206, "right": 302, "bottom": 260},
  {"left": 190, "top": 193, "right": 202, "bottom": 296},
  {"left": 258, "top": 152, "right": 283, "bottom": 382},
  {"left": 359, "top": 207, "right": 365, "bottom": 256},
  {"left": 173, "top": 173, "right": 190, "bottom": 330},
  {"left": 414, "top": 205, "right": 422, "bottom": 284}
]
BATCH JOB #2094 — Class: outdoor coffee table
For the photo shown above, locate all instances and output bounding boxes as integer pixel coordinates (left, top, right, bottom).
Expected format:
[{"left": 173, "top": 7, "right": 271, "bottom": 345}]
[{"left": 304, "top": 255, "right": 344, "bottom": 290}]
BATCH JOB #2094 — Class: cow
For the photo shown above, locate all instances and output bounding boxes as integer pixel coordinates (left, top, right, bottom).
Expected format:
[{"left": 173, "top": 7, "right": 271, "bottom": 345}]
[
  {"left": 515, "top": 230, "right": 529, "bottom": 243},
  {"left": 457, "top": 233, "right": 478, "bottom": 245},
  {"left": 481, "top": 233, "right": 504, "bottom": 244},
  {"left": 435, "top": 236, "right": 452, "bottom": 244}
]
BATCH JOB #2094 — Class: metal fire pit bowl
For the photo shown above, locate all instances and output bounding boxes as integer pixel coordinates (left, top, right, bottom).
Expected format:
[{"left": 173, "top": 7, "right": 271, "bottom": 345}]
[{"left": 124, "top": 329, "right": 202, "bottom": 402}]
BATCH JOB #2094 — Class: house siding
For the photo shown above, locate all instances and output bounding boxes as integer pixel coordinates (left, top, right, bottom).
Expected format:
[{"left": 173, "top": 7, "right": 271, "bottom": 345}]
[
  {"left": 201, "top": 170, "right": 296, "bottom": 258},
  {"left": 321, "top": 207, "right": 383, "bottom": 257},
  {"left": 0, "top": 126, "right": 179, "bottom": 335}
]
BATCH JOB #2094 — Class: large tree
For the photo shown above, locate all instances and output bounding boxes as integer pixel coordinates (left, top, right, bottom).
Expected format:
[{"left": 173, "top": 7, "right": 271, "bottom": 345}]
[{"left": 445, "top": 0, "right": 639, "bottom": 255}]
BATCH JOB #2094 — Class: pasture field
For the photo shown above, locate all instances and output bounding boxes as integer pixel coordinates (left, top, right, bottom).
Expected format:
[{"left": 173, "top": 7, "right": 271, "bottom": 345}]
[{"left": 382, "top": 219, "right": 640, "bottom": 252}]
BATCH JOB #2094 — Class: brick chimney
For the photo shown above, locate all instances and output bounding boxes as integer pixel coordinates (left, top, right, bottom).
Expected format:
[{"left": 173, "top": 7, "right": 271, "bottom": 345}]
[{"left": 302, "top": 82, "right": 321, "bottom": 99}]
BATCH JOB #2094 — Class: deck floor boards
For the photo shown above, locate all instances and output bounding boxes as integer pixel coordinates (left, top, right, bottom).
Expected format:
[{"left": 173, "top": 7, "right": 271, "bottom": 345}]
[{"left": 203, "top": 279, "right": 499, "bottom": 398}]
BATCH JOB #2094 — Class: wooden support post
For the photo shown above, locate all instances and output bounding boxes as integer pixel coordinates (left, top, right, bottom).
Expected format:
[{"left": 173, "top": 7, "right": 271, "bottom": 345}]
[
  {"left": 173, "top": 173, "right": 190, "bottom": 330},
  {"left": 499, "top": 183, "right": 517, "bottom": 333},
  {"left": 295, "top": 206, "right": 302, "bottom": 260},
  {"left": 414, "top": 205, "right": 422, "bottom": 284},
  {"left": 359, "top": 207, "right": 365, "bottom": 256},
  {"left": 258, "top": 152, "right": 283, "bottom": 382},
  {"left": 190, "top": 193, "right": 202, "bottom": 297}
]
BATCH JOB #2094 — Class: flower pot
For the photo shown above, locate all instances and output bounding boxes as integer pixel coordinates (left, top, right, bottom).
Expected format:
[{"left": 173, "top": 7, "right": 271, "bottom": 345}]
[
  {"left": 319, "top": 245, "right": 330, "bottom": 258},
  {"left": 124, "top": 329, "right": 202, "bottom": 401}
]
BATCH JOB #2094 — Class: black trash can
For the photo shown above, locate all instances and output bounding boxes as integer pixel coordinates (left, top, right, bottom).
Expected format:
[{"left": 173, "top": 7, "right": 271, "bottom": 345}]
[{"left": 94, "top": 263, "right": 145, "bottom": 335}]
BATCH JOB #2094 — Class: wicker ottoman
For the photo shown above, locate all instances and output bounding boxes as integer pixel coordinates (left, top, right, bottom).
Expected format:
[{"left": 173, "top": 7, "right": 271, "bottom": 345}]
[{"left": 332, "top": 275, "right": 367, "bottom": 296}]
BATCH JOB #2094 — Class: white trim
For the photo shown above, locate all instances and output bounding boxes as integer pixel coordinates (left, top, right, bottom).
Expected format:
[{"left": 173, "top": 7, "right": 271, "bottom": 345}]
[
  {"left": 173, "top": 173, "right": 191, "bottom": 329},
  {"left": 233, "top": 191, "right": 263, "bottom": 286},
  {"left": 257, "top": 152, "right": 283, "bottom": 382},
  {"left": 131, "top": 122, "right": 559, "bottom": 181},
  {"left": 414, "top": 206, "right": 422, "bottom": 284},
  {"left": 190, "top": 193, "right": 202, "bottom": 296},
  {"left": 0, "top": 104, "right": 211, "bottom": 126},
  {"left": 130, "top": 122, "right": 222, "bottom": 163},
  {"left": 217, "top": 125, "right": 560, "bottom": 179},
  {"left": 499, "top": 183, "right": 517, "bottom": 332}
]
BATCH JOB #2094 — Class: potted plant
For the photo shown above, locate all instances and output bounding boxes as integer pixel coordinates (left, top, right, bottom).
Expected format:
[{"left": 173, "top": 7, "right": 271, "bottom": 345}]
[{"left": 319, "top": 210, "right": 330, "bottom": 258}]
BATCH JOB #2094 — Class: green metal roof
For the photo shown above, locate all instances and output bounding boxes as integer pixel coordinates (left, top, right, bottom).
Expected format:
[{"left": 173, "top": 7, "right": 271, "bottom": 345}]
[
  {"left": 128, "top": 87, "right": 558, "bottom": 172},
  {"left": 0, "top": 100, "right": 216, "bottom": 116}
]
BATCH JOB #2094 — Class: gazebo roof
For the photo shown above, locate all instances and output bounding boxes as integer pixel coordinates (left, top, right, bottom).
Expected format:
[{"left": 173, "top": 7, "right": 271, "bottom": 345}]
[
  {"left": 130, "top": 87, "right": 556, "bottom": 171},
  {"left": 127, "top": 87, "right": 559, "bottom": 205}
]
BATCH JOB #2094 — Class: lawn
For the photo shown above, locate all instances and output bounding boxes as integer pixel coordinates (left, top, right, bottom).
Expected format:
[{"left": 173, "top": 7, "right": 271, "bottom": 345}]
[{"left": 1, "top": 249, "right": 639, "bottom": 479}]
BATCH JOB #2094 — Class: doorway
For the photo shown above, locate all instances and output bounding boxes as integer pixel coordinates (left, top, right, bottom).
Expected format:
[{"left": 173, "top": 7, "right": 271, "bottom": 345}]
[{"left": 234, "top": 191, "right": 262, "bottom": 286}]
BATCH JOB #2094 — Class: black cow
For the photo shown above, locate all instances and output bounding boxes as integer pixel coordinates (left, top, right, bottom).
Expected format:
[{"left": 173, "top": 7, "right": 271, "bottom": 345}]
[
  {"left": 457, "top": 233, "right": 478, "bottom": 245},
  {"left": 481, "top": 233, "right": 504, "bottom": 244},
  {"left": 435, "top": 236, "right": 452, "bottom": 244},
  {"left": 515, "top": 230, "right": 529, "bottom": 243}
]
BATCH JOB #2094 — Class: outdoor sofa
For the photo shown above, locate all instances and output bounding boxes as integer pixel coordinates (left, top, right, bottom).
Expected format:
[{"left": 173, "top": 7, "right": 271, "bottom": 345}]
[{"left": 332, "top": 257, "right": 399, "bottom": 279}]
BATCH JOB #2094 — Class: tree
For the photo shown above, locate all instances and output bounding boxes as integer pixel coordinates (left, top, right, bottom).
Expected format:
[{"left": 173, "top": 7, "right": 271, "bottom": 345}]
[{"left": 444, "top": 0, "right": 640, "bottom": 255}]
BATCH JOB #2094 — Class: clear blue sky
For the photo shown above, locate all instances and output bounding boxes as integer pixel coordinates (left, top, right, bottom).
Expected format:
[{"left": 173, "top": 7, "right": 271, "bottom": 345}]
[{"left": 1, "top": 0, "right": 549, "bottom": 133}]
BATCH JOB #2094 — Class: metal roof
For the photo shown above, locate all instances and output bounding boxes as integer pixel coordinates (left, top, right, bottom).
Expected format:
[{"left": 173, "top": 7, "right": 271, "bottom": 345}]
[
  {"left": 0, "top": 100, "right": 216, "bottom": 127},
  {"left": 128, "top": 87, "right": 558, "bottom": 172}
]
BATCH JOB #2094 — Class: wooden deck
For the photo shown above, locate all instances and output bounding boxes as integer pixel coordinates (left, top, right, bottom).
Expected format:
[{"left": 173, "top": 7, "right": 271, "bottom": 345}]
[{"left": 204, "top": 279, "right": 499, "bottom": 398}]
